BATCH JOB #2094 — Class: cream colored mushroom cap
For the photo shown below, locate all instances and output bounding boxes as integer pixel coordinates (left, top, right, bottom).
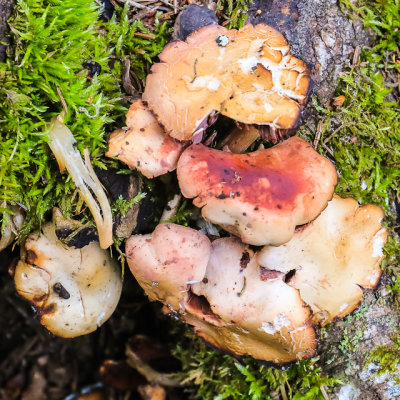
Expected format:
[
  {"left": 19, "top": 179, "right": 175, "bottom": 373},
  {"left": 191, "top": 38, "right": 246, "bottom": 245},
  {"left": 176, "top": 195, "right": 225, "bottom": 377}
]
[
  {"left": 14, "top": 222, "right": 122, "bottom": 338},
  {"left": 125, "top": 223, "right": 211, "bottom": 311},
  {"left": 187, "top": 237, "right": 316, "bottom": 363},
  {"left": 106, "top": 100, "right": 186, "bottom": 178},
  {"left": 177, "top": 137, "right": 337, "bottom": 246},
  {"left": 257, "top": 195, "right": 387, "bottom": 325},
  {"left": 143, "top": 24, "right": 310, "bottom": 140}
]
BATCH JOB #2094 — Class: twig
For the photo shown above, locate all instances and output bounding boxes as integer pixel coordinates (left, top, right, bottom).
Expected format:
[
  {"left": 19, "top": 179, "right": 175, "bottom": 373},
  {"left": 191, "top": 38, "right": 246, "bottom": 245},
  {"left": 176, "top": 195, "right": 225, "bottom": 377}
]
[
  {"left": 126, "top": 345, "right": 181, "bottom": 387},
  {"left": 130, "top": 6, "right": 158, "bottom": 21},
  {"left": 190, "top": 58, "right": 198, "bottom": 83},
  {"left": 118, "top": 0, "right": 151, "bottom": 9},
  {"left": 134, "top": 32, "right": 156, "bottom": 39},
  {"left": 320, "top": 385, "right": 330, "bottom": 400},
  {"left": 313, "top": 120, "right": 323, "bottom": 148},
  {"left": 352, "top": 45, "right": 361, "bottom": 65},
  {"left": 323, "top": 122, "right": 357, "bottom": 144},
  {"left": 57, "top": 87, "right": 69, "bottom": 115},
  {"left": 280, "top": 383, "right": 288, "bottom": 400},
  {"left": 158, "top": 10, "right": 175, "bottom": 20},
  {"left": 322, "top": 143, "right": 334, "bottom": 158}
]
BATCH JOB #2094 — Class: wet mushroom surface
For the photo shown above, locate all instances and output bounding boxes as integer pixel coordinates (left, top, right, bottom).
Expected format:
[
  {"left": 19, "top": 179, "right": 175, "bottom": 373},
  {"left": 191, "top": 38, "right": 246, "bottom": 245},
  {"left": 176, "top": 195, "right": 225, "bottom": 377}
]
[{"left": 177, "top": 136, "right": 337, "bottom": 246}]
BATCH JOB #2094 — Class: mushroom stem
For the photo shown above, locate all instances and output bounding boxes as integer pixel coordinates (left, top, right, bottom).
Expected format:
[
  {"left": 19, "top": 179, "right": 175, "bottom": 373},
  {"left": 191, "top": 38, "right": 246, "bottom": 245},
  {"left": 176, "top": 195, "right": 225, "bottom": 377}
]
[
  {"left": 218, "top": 124, "right": 260, "bottom": 153},
  {"left": 160, "top": 194, "right": 182, "bottom": 222},
  {"left": 48, "top": 114, "right": 113, "bottom": 249}
]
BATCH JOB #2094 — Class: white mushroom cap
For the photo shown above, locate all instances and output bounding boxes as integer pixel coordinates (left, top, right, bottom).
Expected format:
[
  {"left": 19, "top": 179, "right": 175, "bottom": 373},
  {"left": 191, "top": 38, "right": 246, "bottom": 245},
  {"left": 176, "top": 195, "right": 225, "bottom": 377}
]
[
  {"left": 257, "top": 195, "right": 387, "bottom": 325},
  {"left": 14, "top": 222, "right": 122, "bottom": 338},
  {"left": 185, "top": 237, "right": 316, "bottom": 363},
  {"left": 125, "top": 223, "right": 211, "bottom": 311}
]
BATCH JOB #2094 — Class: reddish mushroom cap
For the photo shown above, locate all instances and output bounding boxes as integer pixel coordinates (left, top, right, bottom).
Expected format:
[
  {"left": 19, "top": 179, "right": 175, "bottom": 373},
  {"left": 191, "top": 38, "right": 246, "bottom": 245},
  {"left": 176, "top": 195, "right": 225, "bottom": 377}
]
[
  {"left": 106, "top": 100, "right": 186, "bottom": 178},
  {"left": 125, "top": 223, "right": 211, "bottom": 311},
  {"left": 177, "top": 136, "right": 337, "bottom": 246},
  {"left": 143, "top": 24, "right": 311, "bottom": 140}
]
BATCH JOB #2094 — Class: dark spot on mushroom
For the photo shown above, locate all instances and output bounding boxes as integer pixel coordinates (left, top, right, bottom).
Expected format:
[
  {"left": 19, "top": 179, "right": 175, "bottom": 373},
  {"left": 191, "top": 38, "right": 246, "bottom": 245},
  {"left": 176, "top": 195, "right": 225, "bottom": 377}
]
[
  {"left": 137, "top": 161, "right": 141, "bottom": 166},
  {"left": 125, "top": 141, "right": 129, "bottom": 145},
  {"left": 217, "top": 193, "right": 228, "bottom": 199},
  {"left": 26, "top": 249, "right": 37, "bottom": 264},
  {"left": 53, "top": 282, "right": 71, "bottom": 299},
  {"left": 41, "top": 303, "right": 57, "bottom": 314},
  {"left": 284, "top": 269, "right": 296, "bottom": 284},
  {"left": 240, "top": 251, "right": 250, "bottom": 270},
  {"left": 202, "top": 277, "right": 208, "bottom": 284},
  {"left": 33, "top": 293, "right": 48, "bottom": 303},
  {"left": 140, "top": 128, "right": 145, "bottom": 132},
  {"left": 56, "top": 226, "right": 98, "bottom": 248},
  {"left": 184, "top": 290, "right": 221, "bottom": 326},
  {"left": 276, "top": 204, "right": 282, "bottom": 209}
]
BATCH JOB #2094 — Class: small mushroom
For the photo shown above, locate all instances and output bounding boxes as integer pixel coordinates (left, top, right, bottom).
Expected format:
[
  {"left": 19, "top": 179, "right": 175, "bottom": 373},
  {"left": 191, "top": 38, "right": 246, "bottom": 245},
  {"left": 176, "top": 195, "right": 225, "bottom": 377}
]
[
  {"left": 257, "top": 195, "right": 387, "bottom": 325},
  {"left": 14, "top": 215, "right": 122, "bottom": 338},
  {"left": 126, "top": 224, "right": 316, "bottom": 364},
  {"left": 143, "top": 24, "right": 310, "bottom": 140},
  {"left": 106, "top": 100, "right": 186, "bottom": 178},
  {"left": 125, "top": 223, "right": 211, "bottom": 311},
  {"left": 177, "top": 136, "right": 337, "bottom": 246}
]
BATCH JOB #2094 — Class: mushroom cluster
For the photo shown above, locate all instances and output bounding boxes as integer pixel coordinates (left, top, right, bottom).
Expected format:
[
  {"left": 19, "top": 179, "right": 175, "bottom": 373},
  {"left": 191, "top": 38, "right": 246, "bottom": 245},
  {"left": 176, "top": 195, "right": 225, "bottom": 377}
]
[
  {"left": 106, "top": 22, "right": 388, "bottom": 363},
  {"left": 12, "top": 19, "right": 386, "bottom": 363}
]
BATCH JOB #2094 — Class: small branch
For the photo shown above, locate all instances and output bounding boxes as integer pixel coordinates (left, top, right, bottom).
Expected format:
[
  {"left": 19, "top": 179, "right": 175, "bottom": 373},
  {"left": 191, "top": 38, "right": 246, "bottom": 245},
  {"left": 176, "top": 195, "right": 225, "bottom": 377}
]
[{"left": 126, "top": 346, "right": 181, "bottom": 387}]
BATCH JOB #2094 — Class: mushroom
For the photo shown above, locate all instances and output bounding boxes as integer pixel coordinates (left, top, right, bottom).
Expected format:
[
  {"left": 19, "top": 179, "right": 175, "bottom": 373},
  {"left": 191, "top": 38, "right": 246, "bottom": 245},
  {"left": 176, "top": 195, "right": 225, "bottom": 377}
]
[
  {"left": 106, "top": 100, "right": 186, "bottom": 178},
  {"left": 184, "top": 237, "right": 316, "bottom": 364},
  {"left": 126, "top": 224, "right": 316, "bottom": 364},
  {"left": 177, "top": 136, "right": 337, "bottom": 246},
  {"left": 143, "top": 24, "right": 311, "bottom": 141},
  {"left": 257, "top": 195, "right": 387, "bottom": 325},
  {"left": 125, "top": 223, "right": 211, "bottom": 311},
  {"left": 14, "top": 213, "right": 122, "bottom": 338}
]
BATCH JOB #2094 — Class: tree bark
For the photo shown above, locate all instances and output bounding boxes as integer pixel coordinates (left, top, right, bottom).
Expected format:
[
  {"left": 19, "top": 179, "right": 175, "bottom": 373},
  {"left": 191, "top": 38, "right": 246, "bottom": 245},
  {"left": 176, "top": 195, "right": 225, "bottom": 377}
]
[{"left": 0, "top": 0, "right": 13, "bottom": 62}]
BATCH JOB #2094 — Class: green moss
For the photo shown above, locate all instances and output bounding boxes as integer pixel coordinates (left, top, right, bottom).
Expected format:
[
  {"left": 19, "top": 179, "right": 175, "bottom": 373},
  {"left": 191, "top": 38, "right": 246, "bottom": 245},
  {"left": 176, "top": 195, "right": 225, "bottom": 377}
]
[
  {"left": 366, "top": 335, "right": 400, "bottom": 379},
  {"left": 0, "top": 0, "right": 172, "bottom": 239},
  {"left": 216, "top": 0, "right": 251, "bottom": 29},
  {"left": 174, "top": 331, "right": 338, "bottom": 400}
]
